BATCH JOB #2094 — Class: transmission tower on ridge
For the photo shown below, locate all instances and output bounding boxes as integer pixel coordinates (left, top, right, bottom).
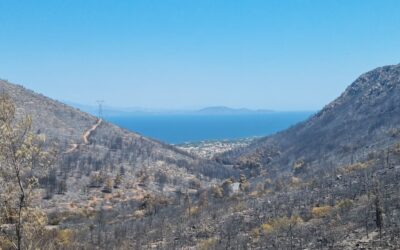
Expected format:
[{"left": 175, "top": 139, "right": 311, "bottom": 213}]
[{"left": 96, "top": 100, "right": 105, "bottom": 119}]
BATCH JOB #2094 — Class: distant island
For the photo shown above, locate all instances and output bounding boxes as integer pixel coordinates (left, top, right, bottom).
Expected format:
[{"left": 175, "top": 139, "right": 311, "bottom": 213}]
[{"left": 195, "top": 106, "right": 274, "bottom": 115}]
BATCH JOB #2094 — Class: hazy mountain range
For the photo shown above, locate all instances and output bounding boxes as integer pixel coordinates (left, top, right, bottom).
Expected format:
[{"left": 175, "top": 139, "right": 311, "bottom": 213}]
[{"left": 64, "top": 102, "right": 276, "bottom": 116}]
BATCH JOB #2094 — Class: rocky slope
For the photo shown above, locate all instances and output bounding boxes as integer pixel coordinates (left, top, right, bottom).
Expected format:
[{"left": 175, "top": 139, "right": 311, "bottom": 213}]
[{"left": 221, "top": 64, "right": 400, "bottom": 175}]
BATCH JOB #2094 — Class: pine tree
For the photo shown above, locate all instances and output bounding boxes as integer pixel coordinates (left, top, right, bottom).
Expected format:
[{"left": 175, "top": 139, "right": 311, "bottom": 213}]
[
  {"left": 114, "top": 174, "right": 122, "bottom": 188},
  {"left": 0, "top": 93, "right": 56, "bottom": 249},
  {"left": 102, "top": 178, "right": 113, "bottom": 193}
]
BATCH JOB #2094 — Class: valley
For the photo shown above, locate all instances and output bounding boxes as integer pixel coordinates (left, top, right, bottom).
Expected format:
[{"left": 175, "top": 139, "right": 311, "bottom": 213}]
[{"left": 1, "top": 64, "right": 400, "bottom": 249}]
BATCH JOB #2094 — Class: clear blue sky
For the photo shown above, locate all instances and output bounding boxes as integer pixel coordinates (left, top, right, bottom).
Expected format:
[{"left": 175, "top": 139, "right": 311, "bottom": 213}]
[{"left": 1, "top": 0, "right": 400, "bottom": 111}]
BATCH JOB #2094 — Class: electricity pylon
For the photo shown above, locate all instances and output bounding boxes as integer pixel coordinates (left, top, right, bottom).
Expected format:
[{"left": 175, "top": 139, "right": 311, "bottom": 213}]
[{"left": 96, "top": 100, "right": 104, "bottom": 119}]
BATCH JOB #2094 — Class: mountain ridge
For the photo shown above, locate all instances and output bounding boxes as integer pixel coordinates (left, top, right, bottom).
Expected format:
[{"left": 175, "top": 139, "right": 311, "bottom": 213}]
[{"left": 219, "top": 63, "right": 400, "bottom": 175}]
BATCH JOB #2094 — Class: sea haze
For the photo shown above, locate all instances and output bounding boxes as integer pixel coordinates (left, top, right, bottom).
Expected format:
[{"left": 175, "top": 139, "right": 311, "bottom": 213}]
[{"left": 105, "top": 112, "right": 314, "bottom": 144}]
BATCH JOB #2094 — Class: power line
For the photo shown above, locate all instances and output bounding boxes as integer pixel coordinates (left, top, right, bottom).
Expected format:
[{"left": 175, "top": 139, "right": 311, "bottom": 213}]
[{"left": 96, "top": 100, "right": 104, "bottom": 119}]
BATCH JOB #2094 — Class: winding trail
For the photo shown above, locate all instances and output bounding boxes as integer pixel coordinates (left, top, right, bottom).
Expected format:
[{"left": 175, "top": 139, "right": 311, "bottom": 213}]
[
  {"left": 82, "top": 119, "right": 102, "bottom": 144},
  {"left": 64, "top": 119, "right": 102, "bottom": 154},
  {"left": 65, "top": 143, "right": 78, "bottom": 154}
]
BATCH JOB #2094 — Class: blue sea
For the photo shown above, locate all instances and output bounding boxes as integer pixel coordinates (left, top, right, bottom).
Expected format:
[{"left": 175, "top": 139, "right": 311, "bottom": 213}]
[{"left": 106, "top": 112, "right": 313, "bottom": 144}]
